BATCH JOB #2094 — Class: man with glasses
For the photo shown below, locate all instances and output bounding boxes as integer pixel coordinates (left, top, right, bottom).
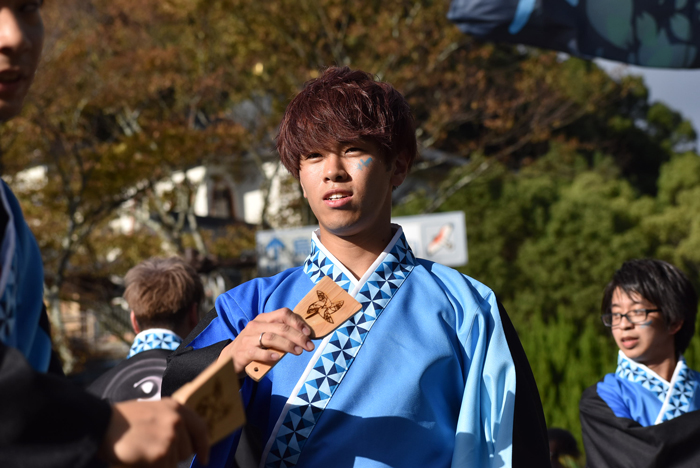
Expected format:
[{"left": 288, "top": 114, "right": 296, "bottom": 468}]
[{"left": 580, "top": 259, "right": 700, "bottom": 467}]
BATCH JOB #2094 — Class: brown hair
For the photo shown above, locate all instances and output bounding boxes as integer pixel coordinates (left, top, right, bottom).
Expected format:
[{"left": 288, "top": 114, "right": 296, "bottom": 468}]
[
  {"left": 277, "top": 66, "right": 417, "bottom": 179},
  {"left": 123, "top": 257, "right": 204, "bottom": 330}
]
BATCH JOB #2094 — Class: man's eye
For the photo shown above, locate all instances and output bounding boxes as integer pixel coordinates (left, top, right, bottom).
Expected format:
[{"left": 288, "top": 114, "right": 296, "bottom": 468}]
[
  {"left": 631, "top": 309, "right": 646, "bottom": 316},
  {"left": 346, "top": 147, "right": 363, "bottom": 154},
  {"left": 303, "top": 153, "right": 322, "bottom": 160},
  {"left": 612, "top": 313, "right": 622, "bottom": 319}
]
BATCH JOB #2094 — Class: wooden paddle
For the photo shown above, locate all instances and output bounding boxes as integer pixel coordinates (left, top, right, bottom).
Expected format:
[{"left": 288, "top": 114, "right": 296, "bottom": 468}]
[
  {"left": 245, "top": 276, "right": 362, "bottom": 382},
  {"left": 172, "top": 357, "right": 246, "bottom": 446}
]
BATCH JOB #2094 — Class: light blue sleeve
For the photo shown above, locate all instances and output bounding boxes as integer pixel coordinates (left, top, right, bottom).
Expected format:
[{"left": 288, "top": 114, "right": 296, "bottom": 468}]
[{"left": 441, "top": 271, "right": 516, "bottom": 467}]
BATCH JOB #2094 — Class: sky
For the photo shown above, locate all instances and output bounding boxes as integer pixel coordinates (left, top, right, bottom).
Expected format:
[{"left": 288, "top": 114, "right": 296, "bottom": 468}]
[{"left": 596, "top": 59, "right": 700, "bottom": 144}]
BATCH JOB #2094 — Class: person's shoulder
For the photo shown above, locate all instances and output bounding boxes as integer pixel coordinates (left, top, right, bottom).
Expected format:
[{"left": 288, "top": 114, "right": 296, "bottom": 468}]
[
  {"left": 87, "top": 349, "right": 171, "bottom": 403},
  {"left": 595, "top": 372, "right": 624, "bottom": 394},
  {"left": 221, "top": 266, "right": 304, "bottom": 297},
  {"left": 413, "top": 258, "right": 497, "bottom": 304},
  {"left": 215, "top": 266, "right": 306, "bottom": 313},
  {"left": 580, "top": 373, "right": 618, "bottom": 412}
]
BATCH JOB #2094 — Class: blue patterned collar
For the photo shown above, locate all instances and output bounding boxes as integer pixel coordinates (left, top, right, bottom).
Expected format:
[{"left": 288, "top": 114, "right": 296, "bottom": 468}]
[
  {"left": 128, "top": 328, "right": 183, "bottom": 358},
  {"left": 616, "top": 351, "right": 671, "bottom": 402},
  {"left": 616, "top": 351, "right": 697, "bottom": 423},
  {"left": 303, "top": 225, "right": 417, "bottom": 294}
]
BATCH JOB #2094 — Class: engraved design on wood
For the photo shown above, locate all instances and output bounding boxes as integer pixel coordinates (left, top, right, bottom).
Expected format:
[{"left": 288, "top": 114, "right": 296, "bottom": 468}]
[
  {"left": 195, "top": 379, "right": 231, "bottom": 434},
  {"left": 306, "top": 290, "right": 344, "bottom": 324}
]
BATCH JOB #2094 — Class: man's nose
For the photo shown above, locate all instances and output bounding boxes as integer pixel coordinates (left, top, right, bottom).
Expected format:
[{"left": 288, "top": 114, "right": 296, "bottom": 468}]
[
  {"left": 323, "top": 154, "right": 349, "bottom": 182},
  {"left": 0, "top": 9, "right": 30, "bottom": 54},
  {"left": 620, "top": 315, "right": 635, "bottom": 328}
]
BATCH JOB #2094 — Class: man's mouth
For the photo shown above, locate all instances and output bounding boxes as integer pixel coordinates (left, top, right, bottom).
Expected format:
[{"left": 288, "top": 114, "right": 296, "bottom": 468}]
[
  {"left": 0, "top": 70, "right": 23, "bottom": 83},
  {"left": 620, "top": 337, "right": 639, "bottom": 348},
  {"left": 326, "top": 194, "right": 349, "bottom": 201}
]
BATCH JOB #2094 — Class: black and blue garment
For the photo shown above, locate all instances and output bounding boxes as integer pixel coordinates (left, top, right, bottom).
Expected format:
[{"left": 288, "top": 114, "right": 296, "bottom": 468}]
[
  {"left": 0, "top": 180, "right": 112, "bottom": 467},
  {"left": 580, "top": 351, "right": 700, "bottom": 467},
  {"left": 448, "top": 0, "right": 700, "bottom": 68},
  {"left": 88, "top": 329, "right": 183, "bottom": 404},
  {"left": 163, "top": 226, "right": 549, "bottom": 468}
]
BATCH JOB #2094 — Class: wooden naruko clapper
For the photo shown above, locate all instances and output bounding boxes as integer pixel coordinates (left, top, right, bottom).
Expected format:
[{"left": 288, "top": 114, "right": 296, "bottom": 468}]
[
  {"left": 172, "top": 357, "right": 246, "bottom": 446},
  {"left": 245, "top": 276, "right": 362, "bottom": 382}
]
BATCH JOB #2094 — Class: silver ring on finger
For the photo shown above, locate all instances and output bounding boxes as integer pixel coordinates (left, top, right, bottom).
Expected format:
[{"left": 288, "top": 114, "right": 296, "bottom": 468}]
[{"left": 259, "top": 332, "right": 268, "bottom": 350}]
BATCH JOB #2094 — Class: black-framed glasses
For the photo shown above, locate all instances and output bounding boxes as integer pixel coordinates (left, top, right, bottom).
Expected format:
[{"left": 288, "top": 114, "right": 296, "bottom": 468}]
[{"left": 601, "top": 309, "right": 660, "bottom": 327}]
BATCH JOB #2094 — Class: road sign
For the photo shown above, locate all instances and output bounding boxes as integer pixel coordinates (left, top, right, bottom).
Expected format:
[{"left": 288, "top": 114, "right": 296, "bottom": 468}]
[{"left": 256, "top": 211, "right": 467, "bottom": 276}]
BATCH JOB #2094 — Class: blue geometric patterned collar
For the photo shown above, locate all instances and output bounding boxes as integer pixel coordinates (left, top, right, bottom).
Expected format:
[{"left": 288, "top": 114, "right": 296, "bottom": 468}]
[
  {"left": 616, "top": 351, "right": 671, "bottom": 403},
  {"left": 128, "top": 328, "right": 183, "bottom": 358},
  {"left": 302, "top": 225, "right": 417, "bottom": 293},
  {"left": 616, "top": 351, "right": 697, "bottom": 424}
]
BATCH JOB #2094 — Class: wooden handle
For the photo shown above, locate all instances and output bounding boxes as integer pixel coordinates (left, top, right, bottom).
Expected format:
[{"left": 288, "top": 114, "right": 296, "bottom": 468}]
[
  {"left": 245, "top": 349, "right": 285, "bottom": 381},
  {"left": 245, "top": 276, "right": 361, "bottom": 382}
]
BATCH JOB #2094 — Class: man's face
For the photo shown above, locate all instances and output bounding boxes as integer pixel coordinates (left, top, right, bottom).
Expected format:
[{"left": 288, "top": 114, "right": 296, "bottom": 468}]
[
  {"left": 0, "top": 0, "right": 43, "bottom": 122},
  {"left": 610, "top": 287, "right": 679, "bottom": 365},
  {"left": 298, "top": 139, "right": 407, "bottom": 240}
]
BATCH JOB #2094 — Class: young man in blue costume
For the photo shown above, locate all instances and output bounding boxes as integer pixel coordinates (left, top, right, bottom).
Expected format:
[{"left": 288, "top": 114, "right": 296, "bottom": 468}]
[
  {"left": 163, "top": 66, "right": 549, "bottom": 468},
  {"left": 0, "top": 1, "right": 209, "bottom": 466},
  {"left": 580, "top": 259, "right": 700, "bottom": 467}
]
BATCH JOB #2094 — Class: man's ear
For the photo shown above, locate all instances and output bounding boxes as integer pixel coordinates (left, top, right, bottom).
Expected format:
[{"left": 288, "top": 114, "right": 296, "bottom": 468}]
[
  {"left": 390, "top": 151, "right": 410, "bottom": 188},
  {"left": 669, "top": 320, "right": 684, "bottom": 335},
  {"left": 130, "top": 310, "right": 141, "bottom": 335},
  {"left": 300, "top": 181, "right": 307, "bottom": 198}
]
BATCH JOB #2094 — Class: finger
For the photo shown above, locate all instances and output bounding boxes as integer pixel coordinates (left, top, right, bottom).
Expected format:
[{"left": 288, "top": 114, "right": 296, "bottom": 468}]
[
  {"left": 259, "top": 308, "right": 312, "bottom": 336},
  {"left": 180, "top": 405, "right": 210, "bottom": 466},
  {"left": 260, "top": 326, "right": 313, "bottom": 355},
  {"left": 244, "top": 345, "right": 284, "bottom": 365}
]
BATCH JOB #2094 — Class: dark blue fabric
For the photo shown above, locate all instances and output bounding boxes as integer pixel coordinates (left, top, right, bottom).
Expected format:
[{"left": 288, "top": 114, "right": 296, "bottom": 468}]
[
  {"left": 449, "top": 0, "right": 700, "bottom": 68},
  {"left": 0, "top": 181, "right": 50, "bottom": 372}
]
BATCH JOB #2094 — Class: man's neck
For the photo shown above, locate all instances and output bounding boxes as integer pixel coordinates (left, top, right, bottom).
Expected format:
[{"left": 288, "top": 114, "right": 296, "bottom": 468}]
[
  {"left": 646, "top": 353, "right": 679, "bottom": 383},
  {"left": 317, "top": 224, "right": 395, "bottom": 280}
]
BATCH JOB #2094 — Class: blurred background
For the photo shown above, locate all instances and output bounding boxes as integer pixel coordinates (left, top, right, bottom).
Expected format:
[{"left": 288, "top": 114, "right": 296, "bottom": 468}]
[{"left": 2, "top": 0, "right": 700, "bottom": 460}]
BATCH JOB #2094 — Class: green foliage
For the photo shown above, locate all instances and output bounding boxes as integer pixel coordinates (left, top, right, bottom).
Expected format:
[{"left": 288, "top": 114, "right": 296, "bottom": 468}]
[{"left": 398, "top": 142, "right": 700, "bottom": 449}]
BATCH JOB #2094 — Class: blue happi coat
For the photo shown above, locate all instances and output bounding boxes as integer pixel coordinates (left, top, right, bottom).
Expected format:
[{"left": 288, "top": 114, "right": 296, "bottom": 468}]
[
  {"left": 597, "top": 351, "right": 700, "bottom": 427},
  {"left": 180, "top": 227, "right": 546, "bottom": 468}
]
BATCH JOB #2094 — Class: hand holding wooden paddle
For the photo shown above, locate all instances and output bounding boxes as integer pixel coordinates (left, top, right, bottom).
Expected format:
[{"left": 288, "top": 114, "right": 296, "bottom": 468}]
[
  {"left": 167, "top": 277, "right": 361, "bottom": 448},
  {"left": 245, "top": 276, "right": 362, "bottom": 381}
]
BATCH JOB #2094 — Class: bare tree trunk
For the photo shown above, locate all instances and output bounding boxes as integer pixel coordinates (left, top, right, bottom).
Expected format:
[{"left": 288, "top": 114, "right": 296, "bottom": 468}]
[{"left": 45, "top": 283, "right": 76, "bottom": 374}]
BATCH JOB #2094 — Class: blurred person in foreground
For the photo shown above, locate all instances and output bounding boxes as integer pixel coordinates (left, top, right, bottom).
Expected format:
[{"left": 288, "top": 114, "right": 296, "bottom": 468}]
[
  {"left": 163, "top": 66, "right": 549, "bottom": 467},
  {"left": 0, "top": 1, "right": 209, "bottom": 466},
  {"left": 88, "top": 257, "right": 203, "bottom": 403},
  {"left": 580, "top": 259, "right": 700, "bottom": 467}
]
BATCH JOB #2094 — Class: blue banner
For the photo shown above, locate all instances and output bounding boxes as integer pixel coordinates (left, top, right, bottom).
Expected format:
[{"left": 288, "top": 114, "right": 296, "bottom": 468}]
[{"left": 448, "top": 0, "right": 700, "bottom": 68}]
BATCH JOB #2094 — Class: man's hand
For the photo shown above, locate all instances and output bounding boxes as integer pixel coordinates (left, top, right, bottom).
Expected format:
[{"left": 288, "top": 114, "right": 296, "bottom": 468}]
[
  {"left": 218, "top": 307, "right": 315, "bottom": 375},
  {"left": 99, "top": 398, "right": 210, "bottom": 467}
]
